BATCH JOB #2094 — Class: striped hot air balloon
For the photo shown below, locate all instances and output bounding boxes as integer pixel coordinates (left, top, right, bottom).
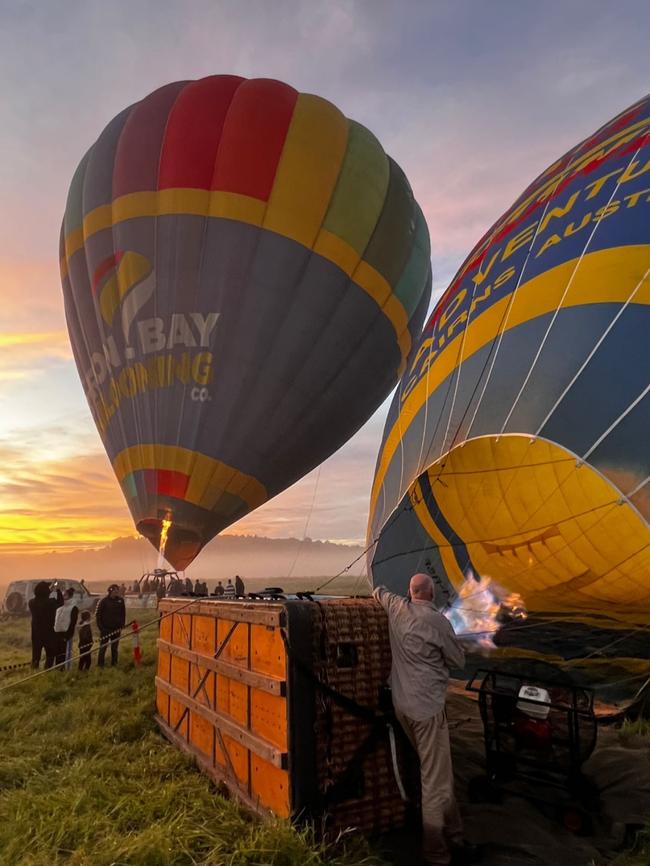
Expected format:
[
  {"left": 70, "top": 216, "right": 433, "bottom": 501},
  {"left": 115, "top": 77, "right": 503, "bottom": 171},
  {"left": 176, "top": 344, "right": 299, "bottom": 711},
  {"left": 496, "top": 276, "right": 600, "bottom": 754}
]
[
  {"left": 369, "top": 95, "right": 650, "bottom": 648},
  {"left": 60, "top": 76, "right": 431, "bottom": 570}
]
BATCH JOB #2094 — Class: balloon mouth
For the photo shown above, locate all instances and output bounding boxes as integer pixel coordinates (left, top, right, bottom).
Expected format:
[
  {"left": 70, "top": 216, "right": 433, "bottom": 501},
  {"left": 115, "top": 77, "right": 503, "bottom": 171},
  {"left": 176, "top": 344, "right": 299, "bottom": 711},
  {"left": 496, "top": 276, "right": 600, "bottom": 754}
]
[{"left": 137, "top": 518, "right": 203, "bottom": 571}]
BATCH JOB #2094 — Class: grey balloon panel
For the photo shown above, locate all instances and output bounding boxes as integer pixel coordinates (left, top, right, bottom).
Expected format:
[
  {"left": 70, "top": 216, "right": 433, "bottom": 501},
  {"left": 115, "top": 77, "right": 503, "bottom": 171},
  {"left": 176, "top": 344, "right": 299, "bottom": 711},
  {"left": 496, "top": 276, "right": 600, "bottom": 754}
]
[
  {"left": 370, "top": 492, "right": 455, "bottom": 601},
  {"left": 368, "top": 306, "right": 645, "bottom": 545},
  {"left": 65, "top": 214, "right": 401, "bottom": 498},
  {"left": 82, "top": 107, "right": 133, "bottom": 213},
  {"left": 538, "top": 304, "right": 650, "bottom": 461}
]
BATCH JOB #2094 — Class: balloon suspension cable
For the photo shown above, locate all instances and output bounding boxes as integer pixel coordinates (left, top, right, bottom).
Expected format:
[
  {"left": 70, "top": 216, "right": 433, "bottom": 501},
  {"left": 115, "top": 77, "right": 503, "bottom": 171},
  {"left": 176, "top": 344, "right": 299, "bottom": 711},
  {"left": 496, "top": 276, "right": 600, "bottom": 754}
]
[
  {"left": 287, "top": 465, "right": 322, "bottom": 580},
  {"left": 314, "top": 537, "right": 380, "bottom": 594},
  {"left": 313, "top": 500, "right": 416, "bottom": 594}
]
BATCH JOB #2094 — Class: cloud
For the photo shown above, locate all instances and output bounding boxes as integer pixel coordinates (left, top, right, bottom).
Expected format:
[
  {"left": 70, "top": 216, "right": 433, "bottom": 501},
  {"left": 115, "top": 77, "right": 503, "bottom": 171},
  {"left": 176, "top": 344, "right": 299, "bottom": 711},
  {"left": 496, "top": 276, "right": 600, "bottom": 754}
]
[
  {"left": 0, "top": 438, "right": 134, "bottom": 551},
  {"left": 0, "top": 258, "right": 66, "bottom": 334},
  {"left": 0, "top": 330, "right": 71, "bottom": 383}
]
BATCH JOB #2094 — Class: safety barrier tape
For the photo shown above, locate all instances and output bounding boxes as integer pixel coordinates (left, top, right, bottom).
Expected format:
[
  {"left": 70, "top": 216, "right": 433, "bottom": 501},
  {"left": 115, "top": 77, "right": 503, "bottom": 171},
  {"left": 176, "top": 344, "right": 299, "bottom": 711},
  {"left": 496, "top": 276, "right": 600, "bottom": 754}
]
[
  {"left": 0, "top": 596, "right": 207, "bottom": 692},
  {"left": 0, "top": 660, "right": 33, "bottom": 673}
]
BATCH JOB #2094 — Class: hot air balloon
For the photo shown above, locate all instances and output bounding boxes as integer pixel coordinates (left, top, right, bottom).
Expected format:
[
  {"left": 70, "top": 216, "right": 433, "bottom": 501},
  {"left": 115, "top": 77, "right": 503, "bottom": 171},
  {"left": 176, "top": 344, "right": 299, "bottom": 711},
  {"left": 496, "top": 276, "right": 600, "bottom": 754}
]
[
  {"left": 368, "top": 94, "right": 650, "bottom": 661},
  {"left": 60, "top": 76, "right": 431, "bottom": 570}
]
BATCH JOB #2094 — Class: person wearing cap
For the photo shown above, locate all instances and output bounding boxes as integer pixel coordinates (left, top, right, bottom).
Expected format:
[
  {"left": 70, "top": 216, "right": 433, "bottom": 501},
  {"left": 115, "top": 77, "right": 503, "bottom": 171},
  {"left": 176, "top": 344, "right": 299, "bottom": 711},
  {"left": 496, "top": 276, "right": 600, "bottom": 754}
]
[
  {"left": 95, "top": 584, "right": 126, "bottom": 667},
  {"left": 373, "top": 574, "right": 471, "bottom": 866}
]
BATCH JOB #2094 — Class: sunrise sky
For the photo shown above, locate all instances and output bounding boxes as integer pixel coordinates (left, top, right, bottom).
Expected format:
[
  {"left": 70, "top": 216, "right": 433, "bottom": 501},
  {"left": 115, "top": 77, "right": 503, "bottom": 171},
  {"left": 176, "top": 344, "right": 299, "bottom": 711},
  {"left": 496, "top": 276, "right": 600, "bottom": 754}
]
[{"left": 2, "top": 0, "right": 650, "bottom": 559}]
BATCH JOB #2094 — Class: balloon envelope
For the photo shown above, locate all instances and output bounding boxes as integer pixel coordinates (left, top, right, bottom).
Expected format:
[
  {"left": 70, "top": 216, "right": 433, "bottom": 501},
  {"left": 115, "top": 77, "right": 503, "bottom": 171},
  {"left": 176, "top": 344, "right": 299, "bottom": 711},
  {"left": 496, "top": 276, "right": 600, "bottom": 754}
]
[
  {"left": 369, "top": 94, "right": 650, "bottom": 659},
  {"left": 61, "top": 76, "right": 431, "bottom": 569}
]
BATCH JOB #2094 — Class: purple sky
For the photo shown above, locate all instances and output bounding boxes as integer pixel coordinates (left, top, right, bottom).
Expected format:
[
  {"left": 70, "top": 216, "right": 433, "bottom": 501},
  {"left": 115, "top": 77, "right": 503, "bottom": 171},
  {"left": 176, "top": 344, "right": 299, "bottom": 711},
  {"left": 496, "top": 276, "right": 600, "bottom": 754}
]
[{"left": 1, "top": 0, "right": 649, "bottom": 554}]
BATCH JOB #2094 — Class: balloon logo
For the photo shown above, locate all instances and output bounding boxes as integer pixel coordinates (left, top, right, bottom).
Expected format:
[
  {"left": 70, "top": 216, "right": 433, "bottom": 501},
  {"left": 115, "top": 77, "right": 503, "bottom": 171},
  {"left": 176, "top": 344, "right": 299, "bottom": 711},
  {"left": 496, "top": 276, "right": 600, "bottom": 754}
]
[
  {"left": 61, "top": 75, "right": 431, "bottom": 569},
  {"left": 93, "top": 251, "right": 155, "bottom": 344}
]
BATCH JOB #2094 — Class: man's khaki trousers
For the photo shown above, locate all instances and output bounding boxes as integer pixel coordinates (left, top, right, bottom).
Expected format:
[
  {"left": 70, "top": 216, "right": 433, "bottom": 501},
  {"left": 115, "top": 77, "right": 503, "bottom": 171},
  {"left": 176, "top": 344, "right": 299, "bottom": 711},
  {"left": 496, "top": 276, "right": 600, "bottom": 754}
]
[{"left": 395, "top": 705, "right": 463, "bottom": 866}]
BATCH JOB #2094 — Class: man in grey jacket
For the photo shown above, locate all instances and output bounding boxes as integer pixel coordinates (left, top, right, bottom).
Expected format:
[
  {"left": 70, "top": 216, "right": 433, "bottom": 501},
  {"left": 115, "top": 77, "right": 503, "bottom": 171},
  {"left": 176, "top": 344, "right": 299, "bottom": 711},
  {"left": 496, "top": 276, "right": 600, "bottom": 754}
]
[{"left": 374, "top": 573, "right": 467, "bottom": 866}]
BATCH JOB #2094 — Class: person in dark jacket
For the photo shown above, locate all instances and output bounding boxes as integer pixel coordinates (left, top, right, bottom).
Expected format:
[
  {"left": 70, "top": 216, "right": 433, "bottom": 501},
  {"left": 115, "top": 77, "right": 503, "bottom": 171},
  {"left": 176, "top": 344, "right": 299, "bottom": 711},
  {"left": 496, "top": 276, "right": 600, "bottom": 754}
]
[
  {"left": 234, "top": 575, "right": 245, "bottom": 597},
  {"left": 28, "top": 581, "right": 63, "bottom": 669},
  {"left": 78, "top": 610, "right": 94, "bottom": 671},
  {"left": 96, "top": 584, "right": 126, "bottom": 667}
]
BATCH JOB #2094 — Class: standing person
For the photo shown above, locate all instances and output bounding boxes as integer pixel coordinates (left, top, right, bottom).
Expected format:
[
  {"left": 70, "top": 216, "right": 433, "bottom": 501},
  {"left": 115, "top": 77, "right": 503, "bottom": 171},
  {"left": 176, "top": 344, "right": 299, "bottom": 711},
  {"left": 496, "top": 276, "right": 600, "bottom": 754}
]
[
  {"left": 96, "top": 584, "right": 126, "bottom": 667},
  {"left": 78, "top": 610, "right": 94, "bottom": 671},
  {"left": 28, "top": 581, "right": 63, "bottom": 669},
  {"left": 234, "top": 574, "right": 245, "bottom": 597},
  {"left": 223, "top": 579, "right": 236, "bottom": 598},
  {"left": 373, "top": 574, "right": 473, "bottom": 866},
  {"left": 213, "top": 580, "right": 225, "bottom": 597},
  {"left": 54, "top": 588, "right": 79, "bottom": 670}
]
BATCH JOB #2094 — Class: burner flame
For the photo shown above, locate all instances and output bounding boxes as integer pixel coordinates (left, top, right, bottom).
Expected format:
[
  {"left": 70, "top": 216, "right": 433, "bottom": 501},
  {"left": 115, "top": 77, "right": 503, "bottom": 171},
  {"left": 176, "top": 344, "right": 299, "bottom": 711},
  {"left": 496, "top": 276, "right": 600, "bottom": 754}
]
[
  {"left": 158, "top": 514, "right": 172, "bottom": 567},
  {"left": 444, "top": 570, "right": 528, "bottom": 650}
]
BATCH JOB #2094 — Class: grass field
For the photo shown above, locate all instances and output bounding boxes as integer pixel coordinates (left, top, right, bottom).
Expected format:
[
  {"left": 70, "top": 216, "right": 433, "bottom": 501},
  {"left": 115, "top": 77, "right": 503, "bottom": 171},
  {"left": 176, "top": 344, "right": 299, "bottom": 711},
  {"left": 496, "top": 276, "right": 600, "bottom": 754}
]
[
  {"left": 0, "top": 610, "right": 383, "bottom": 866},
  {"left": 0, "top": 608, "right": 648, "bottom": 866}
]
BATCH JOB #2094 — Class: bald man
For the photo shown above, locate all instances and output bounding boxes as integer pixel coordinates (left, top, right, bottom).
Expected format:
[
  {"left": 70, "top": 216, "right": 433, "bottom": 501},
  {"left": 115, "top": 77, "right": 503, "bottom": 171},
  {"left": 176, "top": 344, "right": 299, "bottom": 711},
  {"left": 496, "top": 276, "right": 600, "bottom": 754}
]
[{"left": 373, "top": 574, "right": 467, "bottom": 866}]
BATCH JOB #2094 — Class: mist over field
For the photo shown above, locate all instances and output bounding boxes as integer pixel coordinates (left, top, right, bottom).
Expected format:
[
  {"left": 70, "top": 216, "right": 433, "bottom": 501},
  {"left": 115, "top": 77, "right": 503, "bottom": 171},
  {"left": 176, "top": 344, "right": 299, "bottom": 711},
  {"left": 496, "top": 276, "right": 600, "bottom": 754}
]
[{"left": 0, "top": 534, "right": 367, "bottom": 590}]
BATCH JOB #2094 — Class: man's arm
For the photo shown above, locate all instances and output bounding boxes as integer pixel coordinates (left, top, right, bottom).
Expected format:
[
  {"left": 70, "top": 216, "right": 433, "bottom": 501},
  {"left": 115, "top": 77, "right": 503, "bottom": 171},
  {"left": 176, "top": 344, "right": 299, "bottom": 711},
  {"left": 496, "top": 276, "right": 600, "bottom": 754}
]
[
  {"left": 118, "top": 600, "right": 126, "bottom": 629},
  {"left": 372, "top": 585, "right": 405, "bottom": 617},
  {"left": 439, "top": 617, "right": 466, "bottom": 670}
]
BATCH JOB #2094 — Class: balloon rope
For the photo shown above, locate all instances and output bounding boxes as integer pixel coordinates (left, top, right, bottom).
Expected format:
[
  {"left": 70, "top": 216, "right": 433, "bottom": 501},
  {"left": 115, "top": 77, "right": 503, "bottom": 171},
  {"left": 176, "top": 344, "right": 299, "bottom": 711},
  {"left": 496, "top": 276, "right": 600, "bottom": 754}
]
[
  {"left": 285, "top": 464, "right": 322, "bottom": 579},
  {"left": 535, "top": 264, "right": 650, "bottom": 435},
  {"left": 403, "top": 191, "right": 562, "bottom": 577},
  {"left": 500, "top": 144, "right": 645, "bottom": 434},
  {"left": 583, "top": 383, "right": 650, "bottom": 460},
  {"left": 314, "top": 537, "right": 382, "bottom": 594},
  {"left": 461, "top": 187, "right": 562, "bottom": 444},
  {"left": 627, "top": 474, "right": 650, "bottom": 499}
]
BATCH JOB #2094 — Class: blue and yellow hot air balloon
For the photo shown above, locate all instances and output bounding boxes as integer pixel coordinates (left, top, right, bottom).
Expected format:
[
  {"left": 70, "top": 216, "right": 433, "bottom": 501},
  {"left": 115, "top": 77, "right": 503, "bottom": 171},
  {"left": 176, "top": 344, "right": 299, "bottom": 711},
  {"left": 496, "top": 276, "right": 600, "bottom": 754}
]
[
  {"left": 369, "top": 95, "right": 650, "bottom": 643},
  {"left": 60, "top": 75, "right": 431, "bottom": 570}
]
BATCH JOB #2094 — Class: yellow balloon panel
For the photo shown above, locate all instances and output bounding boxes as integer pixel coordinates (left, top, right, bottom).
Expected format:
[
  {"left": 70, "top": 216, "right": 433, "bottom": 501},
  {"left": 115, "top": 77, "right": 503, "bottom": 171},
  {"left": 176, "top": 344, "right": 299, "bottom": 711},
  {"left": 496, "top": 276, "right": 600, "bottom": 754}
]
[{"left": 418, "top": 435, "right": 650, "bottom": 614}]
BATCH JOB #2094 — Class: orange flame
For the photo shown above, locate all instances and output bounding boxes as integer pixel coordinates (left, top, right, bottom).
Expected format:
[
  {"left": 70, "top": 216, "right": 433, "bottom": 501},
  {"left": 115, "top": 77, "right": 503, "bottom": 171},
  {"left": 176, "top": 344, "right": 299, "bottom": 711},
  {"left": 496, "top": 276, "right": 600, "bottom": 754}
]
[
  {"left": 445, "top": 570, "right": 528, "bottom": 649},
  {"left": 159, "top": 514, "right": 172, "bottom": 562}
]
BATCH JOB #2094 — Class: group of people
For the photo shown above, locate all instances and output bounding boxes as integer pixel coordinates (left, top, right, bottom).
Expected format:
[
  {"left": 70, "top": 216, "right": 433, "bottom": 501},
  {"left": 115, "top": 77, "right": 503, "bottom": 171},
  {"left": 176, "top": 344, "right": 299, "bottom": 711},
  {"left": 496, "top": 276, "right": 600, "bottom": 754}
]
[
  {"left": 166, "top": 575, "right": 210, "bottom": 597},
  {"left": 29, "top": 582, "right": 126, "bottom": 672},
  {"left": 211, "top": 575, "right": 245, "bottom": 597},
  {"left": 118, "top": 574, "right": 247, "bottom": 599}
]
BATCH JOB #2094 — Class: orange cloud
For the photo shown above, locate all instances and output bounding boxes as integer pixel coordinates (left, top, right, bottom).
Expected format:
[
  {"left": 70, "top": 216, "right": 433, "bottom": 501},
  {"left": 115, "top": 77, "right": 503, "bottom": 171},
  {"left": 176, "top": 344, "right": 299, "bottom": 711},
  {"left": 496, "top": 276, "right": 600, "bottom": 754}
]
[
  {"left": 0, "top": 258, "right": 64, "bottom": 332},
  {"left": 0, "top": 330, "right": 72, "bottom": 382},
  {"left": 0, "top": 444, "right": 134, "bottom": 552}
]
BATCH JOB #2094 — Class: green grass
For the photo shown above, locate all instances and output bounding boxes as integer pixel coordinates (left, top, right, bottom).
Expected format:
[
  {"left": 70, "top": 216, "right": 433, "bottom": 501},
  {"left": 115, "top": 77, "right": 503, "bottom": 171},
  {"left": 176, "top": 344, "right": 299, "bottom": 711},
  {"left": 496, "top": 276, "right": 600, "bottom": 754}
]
[
  {"left": 620, "top": 717, "right": 650, "bottom": 739},
  {"left": 0, "top": 612, "right": 385, "bottom": 866}
]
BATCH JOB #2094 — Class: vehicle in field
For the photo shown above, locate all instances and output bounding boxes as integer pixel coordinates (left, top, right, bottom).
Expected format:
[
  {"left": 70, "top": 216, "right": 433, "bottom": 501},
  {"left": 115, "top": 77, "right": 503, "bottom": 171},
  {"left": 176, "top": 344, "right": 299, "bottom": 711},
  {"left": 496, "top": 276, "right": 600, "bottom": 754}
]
[{"left": 2, "top": 579, "right": 100, "bottom": 616}]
